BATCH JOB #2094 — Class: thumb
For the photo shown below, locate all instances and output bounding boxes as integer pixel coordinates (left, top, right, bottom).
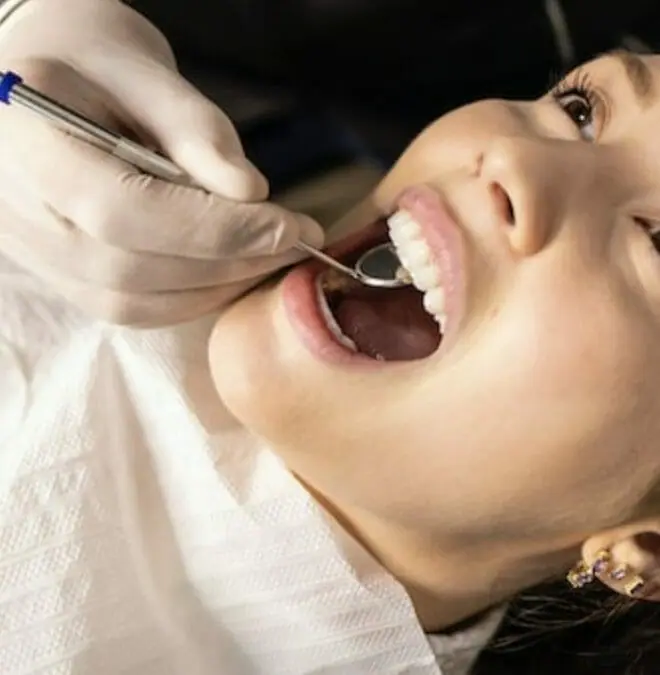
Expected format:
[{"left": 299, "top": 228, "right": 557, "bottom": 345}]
[{"left": 124, "top": 66, "right": 269, "bottom": 201}]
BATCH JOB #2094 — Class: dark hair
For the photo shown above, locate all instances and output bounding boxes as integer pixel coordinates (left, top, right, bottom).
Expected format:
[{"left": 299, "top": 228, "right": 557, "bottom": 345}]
[{"left": 473, "top": 580, "right": 660, "bottom": 675}]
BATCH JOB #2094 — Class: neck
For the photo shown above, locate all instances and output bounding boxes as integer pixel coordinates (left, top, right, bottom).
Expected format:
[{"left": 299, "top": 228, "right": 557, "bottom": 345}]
[{"left": 326, "top": 504, "right": 580, "bottom": 633}]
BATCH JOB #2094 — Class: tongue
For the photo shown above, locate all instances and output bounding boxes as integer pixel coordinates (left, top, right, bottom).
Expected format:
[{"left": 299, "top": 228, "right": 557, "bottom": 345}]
[{"left": 332, "top": 286, "right": 441, "bottom": 361}]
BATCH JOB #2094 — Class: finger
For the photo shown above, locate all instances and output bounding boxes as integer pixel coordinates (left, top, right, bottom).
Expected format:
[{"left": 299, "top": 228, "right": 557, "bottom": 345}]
[
  {"left": 0, "top": 204, "right": 318, "bottom": 294},
  {"left": 68, "top": 171, "right": 325, "bottom": 259},
  {"left": 0, "top": 111, "right": 325, "bottom": 260},
  {"left": 115, "top": 64, "right": 269, "bottom": 201}
]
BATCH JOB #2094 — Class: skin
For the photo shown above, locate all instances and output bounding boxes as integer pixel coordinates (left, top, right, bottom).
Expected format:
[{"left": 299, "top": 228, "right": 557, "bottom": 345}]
[{"left": 209, "top": 53, "right": 660, "bottom": 631}]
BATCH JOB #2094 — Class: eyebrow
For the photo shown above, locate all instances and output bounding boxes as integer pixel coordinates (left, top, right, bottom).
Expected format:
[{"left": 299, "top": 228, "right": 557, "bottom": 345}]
[{"left": 604, "top": 48, "right": 654, "bottom": 106}]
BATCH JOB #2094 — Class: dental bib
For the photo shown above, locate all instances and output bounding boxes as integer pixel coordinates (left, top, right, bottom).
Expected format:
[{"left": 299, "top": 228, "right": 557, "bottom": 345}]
[{"left": 0, "top": 256, "right": 502, "bottom": 675}]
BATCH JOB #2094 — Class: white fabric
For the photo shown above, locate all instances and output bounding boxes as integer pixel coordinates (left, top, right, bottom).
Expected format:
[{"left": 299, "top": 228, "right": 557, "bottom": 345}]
[{"left": 0, "top": 254, "right": 503, "bottom": 674}]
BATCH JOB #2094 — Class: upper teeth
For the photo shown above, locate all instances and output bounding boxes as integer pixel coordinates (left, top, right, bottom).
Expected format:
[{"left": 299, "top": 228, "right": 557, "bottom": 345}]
[{"left": 387, "top": 210, "right": 448, "bottom": 331}]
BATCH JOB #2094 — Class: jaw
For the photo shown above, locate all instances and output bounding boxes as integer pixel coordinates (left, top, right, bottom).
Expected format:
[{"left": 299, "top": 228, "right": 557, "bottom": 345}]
[{"left": 309, "top": 485, "right": 579, "bottom": 634}]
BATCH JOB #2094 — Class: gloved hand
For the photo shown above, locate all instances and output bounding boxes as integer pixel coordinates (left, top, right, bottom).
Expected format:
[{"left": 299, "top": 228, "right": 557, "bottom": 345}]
[{"left": 0, "top": 0, "right": 325, "bottom": 326}]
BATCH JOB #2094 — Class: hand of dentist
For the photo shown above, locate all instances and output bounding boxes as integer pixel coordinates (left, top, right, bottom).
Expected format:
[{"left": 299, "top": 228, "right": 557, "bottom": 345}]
[{"left": 0, "top": 0, "right": 324, "bottom": 326}]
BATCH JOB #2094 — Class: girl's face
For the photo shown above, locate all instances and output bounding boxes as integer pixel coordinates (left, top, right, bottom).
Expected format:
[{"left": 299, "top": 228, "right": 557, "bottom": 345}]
[{"left": 210, "top": 53, "right": 660, "bottom": 545}]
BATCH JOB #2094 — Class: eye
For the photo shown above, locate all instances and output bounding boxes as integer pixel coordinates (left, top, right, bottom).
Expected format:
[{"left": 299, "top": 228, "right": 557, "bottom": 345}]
[
  {"left": 555, "top": 92, "right": 595, "bottom": 140},
  {"left": 635, "top": 217, "right": 660, "bottom": 254},
  {"left": 550, "top": 70, "right": 600, "bottom": 141}
]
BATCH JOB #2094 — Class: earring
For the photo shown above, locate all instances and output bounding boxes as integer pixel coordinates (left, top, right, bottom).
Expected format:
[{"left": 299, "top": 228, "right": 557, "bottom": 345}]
[
  {"left": 566, "top": 549, "right": 611, "bottom": 588},
  {"left": 608, "top": 563, "right": 647, "bottom": 595},
  {"left": 566, "top": 560, "right": 595, "bottom": 588},
  {"left": 609, "top": 564, "right": 631, "bottom": 581},
  {"left": 566, "top": 550, "right": 647, "bottom": 596},
  {"left": 592, "top": 549, "right": 613, "bottom": 574},
  {"left": 624, "top": 575, "right": 646, "bottom": 596}
]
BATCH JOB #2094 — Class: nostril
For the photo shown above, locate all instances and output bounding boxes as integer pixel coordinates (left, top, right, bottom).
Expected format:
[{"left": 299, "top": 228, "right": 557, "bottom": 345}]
[{"left": 489, "top": 181, "right": 515, "bottom": 226}]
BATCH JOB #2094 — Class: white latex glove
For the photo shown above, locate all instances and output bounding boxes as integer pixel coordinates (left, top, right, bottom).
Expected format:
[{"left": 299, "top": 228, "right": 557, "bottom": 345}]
[{"left": 0, "top": 0, "right": 325, "bottom": 326}]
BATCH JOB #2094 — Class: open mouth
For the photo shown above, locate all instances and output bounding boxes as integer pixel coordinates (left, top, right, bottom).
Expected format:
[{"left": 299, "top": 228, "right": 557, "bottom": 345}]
[
  {"left": 314, "top": 212, "right": 449, "bottom": 362},
  {"left": 281, "top": 185, "right": 465, "bottom": 365}
]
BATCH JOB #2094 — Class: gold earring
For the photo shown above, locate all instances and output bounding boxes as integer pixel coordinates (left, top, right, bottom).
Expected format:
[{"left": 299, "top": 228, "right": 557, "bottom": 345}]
[
  {"left": 566, "top": 549, "right": 611, "bottom": 589},
  {"left": 567, "top": 560, "right": 595, "bottom": 588},
  {"left": 623, "top": 575, "right": 646, "bottom": 596},
  {"left": 567, "top": 550, "right": 646, "bottom": 595},
  {"left": 608, "top": 563, "right": 646, "bottom": 595},
  {"left": 591, "top": 549, "right": 612, "bottom": 575}
]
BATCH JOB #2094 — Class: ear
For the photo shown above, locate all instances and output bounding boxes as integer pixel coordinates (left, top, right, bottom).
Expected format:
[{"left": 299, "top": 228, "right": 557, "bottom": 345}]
[{"left": 582, "top": 518, "right": 660, "bottom": 601}]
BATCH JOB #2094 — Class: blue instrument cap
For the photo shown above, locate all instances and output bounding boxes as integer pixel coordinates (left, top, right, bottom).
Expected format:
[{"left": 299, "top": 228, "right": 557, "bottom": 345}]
[{"left": 0, "top": 70, "right": 23, "bottom": 104}]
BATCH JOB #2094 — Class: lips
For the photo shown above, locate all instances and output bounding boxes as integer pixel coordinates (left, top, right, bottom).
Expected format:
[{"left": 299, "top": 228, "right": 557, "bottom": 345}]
[{"left": 281, "top": 185, "right": 467, "bottom": 366}]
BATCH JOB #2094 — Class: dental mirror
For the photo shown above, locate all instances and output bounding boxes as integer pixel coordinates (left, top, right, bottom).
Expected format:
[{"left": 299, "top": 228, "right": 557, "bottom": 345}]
[{"left": 295, "top": 241, "right": 411, "bottom": 289}]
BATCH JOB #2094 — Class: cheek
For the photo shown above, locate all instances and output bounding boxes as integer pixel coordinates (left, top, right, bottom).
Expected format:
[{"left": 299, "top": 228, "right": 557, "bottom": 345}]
[
  {"left": 488, "top": 274, "right": 637, "bottom": 407},
  {"left": 411, "top": 275, "right": 644, "bottom": 466},
  {"left": 451, "top": 275, "right": 653, "bottom": 501}
]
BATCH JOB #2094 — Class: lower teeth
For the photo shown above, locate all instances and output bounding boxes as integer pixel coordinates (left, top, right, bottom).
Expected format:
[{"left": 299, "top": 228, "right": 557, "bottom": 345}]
[{"left": 315, "top": 277, "right": 358, "bottom": 352}]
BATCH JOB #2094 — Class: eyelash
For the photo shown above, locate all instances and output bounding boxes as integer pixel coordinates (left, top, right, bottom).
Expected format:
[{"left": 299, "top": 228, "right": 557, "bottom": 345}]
[
  {"left": 550, "top": 69, "right": 600, "bottom": 140},
  {"left": 550, "top": 69, "right": 598, "bottom": 104},
  {"left": 634, "top": 218, "right": 660, "bottom": 255}
]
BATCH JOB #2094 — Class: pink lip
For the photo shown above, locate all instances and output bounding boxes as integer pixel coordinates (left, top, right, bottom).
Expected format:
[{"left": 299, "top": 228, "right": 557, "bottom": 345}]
[
  {"left": 396, "top": 184, "right": 466, "bottom": 345},
  {"left": 281, "top": 185, "right": 467, "bottom": 365},
  {"left": 281, "top": 218, "right": 391, "bottom": 367}
]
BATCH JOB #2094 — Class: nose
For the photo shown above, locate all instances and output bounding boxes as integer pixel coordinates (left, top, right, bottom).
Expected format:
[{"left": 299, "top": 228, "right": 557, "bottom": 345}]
[{"left": 479, "top": 136, "right": 564, "bottom": 257}]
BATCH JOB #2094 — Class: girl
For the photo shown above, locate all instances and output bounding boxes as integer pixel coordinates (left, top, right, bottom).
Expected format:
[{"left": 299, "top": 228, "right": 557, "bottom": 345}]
[{"left": 209, "top": 49, "right": 660, "bottom": 673}]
